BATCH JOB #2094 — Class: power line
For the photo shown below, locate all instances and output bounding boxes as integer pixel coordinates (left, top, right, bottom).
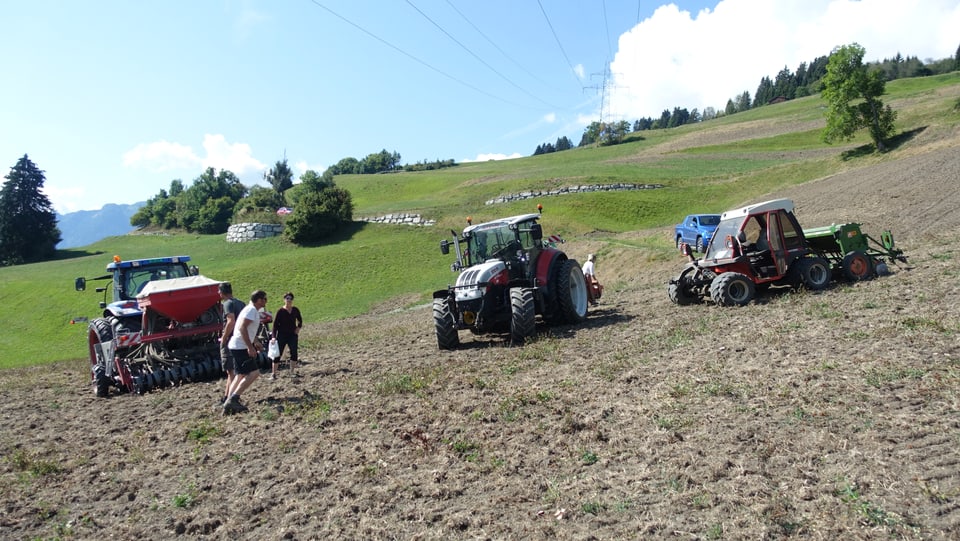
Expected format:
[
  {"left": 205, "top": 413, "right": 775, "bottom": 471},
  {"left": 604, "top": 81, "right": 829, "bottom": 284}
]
[
  {"left": 602, "top": 0, "right": 613, "bottom": 63},
  {"left": 306, "top": 0, "right": 532, "bottom": 109},
  {"left": 404, "top": 0, "right": 559, "bottom": 109},
  {"left": 536, "top": 0, "right": 582, "bottom": 87},
  {"left": 443, "top": 0, "right": 552, "bottom": 89}
]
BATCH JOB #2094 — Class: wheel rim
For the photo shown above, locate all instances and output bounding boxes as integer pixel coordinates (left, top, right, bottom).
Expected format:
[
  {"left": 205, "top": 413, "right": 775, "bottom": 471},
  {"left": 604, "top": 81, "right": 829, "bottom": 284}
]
[
  {"left": 848, "top": 255, "right": 868, "bottom": 277},
  {"left": 729, "top": 280, "right": 749, "bottom": 302}
]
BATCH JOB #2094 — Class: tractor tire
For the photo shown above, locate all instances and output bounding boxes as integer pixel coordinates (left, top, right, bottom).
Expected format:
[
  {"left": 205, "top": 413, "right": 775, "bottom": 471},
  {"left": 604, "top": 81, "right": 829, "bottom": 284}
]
[
  {"left": 509, "top": 288, "right": 536, "bottom": 345},
  {"left": 555, "top": 259, "right": 589, "bottom": 323},
  {"left": 668, "top": 281, "right": 699, "bottom": 305},
  {"left": 88, "top": 318, "right": 114, "bottom": 397},
  {"left": 842, "top": 251, "right": 874, "bottom": 281},
  {"left": 795, "top": 256, "right": 831, "bottom": 290},
  {"left": 668, "top": 266, "right": 701, "bottom": 305},
  {"left": 709, "top": 272, "right": 755, "bottom": 307},
  {"left": 433, "top": 297, "right": 460, "bottom": 350},
  {"left": 696, "top": 236, "right": 705, "bottom": 254}
]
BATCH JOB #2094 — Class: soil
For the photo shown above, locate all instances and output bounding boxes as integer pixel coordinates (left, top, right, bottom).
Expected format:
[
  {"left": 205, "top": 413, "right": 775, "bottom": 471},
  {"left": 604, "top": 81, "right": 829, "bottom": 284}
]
[{"left": 2, "top": 127, "right": 960, "bottom": 540}]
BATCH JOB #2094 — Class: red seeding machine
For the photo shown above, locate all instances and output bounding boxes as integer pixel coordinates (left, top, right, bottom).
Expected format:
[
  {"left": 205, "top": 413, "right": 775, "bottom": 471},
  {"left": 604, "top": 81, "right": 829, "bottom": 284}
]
[{"left": 75, "top": 255, "right": 225, "bottom": 397}]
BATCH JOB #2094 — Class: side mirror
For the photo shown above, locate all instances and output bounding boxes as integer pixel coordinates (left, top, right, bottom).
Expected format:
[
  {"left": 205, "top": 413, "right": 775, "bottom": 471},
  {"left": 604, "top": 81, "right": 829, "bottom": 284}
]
[
  {"left": 440, "top": 239, "right": 450, "bottom": 255},
  {"left": 530, "top": 223, "right": 543, "bottom": 241},
  {"left": 75, "top": 277, "right": 86, "bottom": 291},
  {"left": 189, "top": 265, "right": 200, "bottom": 276}
]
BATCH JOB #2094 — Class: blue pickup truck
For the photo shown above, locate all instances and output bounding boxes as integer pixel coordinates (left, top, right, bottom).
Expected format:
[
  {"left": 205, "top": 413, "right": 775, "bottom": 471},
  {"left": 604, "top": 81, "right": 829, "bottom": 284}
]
[{"left": 675, "top": 214, "right": 721, "bottom": 253}]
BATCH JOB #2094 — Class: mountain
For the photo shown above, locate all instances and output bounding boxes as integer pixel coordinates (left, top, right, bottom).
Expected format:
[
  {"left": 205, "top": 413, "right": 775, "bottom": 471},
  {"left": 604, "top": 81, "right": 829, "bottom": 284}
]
[{"left": 56, "top": 202, "right": 145, "bottom": 249}]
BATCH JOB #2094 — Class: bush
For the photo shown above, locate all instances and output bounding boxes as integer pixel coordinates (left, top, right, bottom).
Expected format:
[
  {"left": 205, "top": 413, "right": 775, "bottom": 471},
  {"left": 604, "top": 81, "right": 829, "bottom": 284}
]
[{"left": 283, "top": 187, "right": 353, "bottom": 244}]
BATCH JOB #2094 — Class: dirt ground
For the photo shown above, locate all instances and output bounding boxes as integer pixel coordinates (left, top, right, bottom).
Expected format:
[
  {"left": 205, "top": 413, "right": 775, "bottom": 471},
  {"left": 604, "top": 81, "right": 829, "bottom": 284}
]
[{"left": 2, "top": 128, "right": 960, "bottom": 540}]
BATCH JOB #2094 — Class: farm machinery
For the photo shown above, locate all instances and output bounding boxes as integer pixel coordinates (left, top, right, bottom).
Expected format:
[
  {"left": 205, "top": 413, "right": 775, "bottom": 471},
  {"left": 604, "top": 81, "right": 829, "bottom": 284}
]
[
  {"left": 668, "top": 199, "right": 907, "bottom": 306},
  {"left": 432, "top": 207, "right": 589, "bottom": 349},
  {"left": 75, "top": 255, "right": 226, "bottom": 397}
]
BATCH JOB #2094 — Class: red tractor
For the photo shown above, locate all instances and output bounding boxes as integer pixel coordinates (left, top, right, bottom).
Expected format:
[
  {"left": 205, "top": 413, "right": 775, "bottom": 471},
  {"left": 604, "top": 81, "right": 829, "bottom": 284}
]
[
  {"left": 432, "top": 209, "right": 589, "bottom": 349},
  {"left": 668, "top": 199, "right": 833, "bottom": 306}
]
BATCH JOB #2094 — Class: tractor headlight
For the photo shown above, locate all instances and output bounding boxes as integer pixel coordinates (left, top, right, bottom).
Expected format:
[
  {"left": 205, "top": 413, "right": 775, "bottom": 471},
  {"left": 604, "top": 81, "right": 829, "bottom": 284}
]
[{"left": 462, "top": 311, "right": 476, "bottom": 325}]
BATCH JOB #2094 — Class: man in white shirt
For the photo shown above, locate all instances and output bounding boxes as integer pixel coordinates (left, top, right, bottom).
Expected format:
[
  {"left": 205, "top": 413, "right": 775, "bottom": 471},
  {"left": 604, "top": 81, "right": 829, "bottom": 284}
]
[{"left": 223, "top": 290, "right": 268, "bottom": 415}]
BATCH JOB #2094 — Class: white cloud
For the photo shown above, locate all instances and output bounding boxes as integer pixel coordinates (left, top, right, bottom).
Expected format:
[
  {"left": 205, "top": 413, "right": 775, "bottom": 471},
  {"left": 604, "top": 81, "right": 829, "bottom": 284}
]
[
  {"left": 573, "top": 63, "right": 586, "bottom": 80},
  {"left": 463, "top": 153, "right": 523, "bottom": 163},
  {"left": 123, "top": 134, "right": 266, "bottom": 177},
  {"left": 122, "top": 140, "right": 201, "bottom": 171},
  {"left": 543, "top": 112, "right": 557, "bottom": 123},
  {"left": 44, "top": 185, "right": 86, "bottom": 214},
  {"left": 199, "top": 134, "right": 266, "bottom": 175},
  {"left": 294, "top": 160, "right": 327, "bottom": 176},
  {"left": 607, "top": 0, "right": 960, "bottom": 120}
]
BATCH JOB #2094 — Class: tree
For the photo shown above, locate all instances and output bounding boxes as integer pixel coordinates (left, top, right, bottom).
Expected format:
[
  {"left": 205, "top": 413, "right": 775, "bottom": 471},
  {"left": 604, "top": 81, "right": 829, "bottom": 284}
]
[
  {"left": 264, "top": 158, "right": 294, "bottom": 194},
  {"left": 821, "top": 43, "right": 898, "bottom": 152},
  {"left": 0, "top": 154, "right": 61, "bottom": 265},
  {"left": 283, "top": 186, "right": 353, "bottom": 244}
]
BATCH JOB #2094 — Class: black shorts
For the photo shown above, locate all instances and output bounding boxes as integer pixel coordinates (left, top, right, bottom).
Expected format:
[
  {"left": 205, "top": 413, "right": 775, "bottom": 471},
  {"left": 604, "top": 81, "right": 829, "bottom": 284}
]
[{"left": 230, "top": 348, "right": 259, "bottom": 375}]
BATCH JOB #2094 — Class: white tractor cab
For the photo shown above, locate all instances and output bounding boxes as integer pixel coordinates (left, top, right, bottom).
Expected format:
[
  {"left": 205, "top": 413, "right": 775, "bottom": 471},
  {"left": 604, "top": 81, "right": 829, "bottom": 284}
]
[{"left": 669, "top": 199, "right": 831, "bottom": 306}]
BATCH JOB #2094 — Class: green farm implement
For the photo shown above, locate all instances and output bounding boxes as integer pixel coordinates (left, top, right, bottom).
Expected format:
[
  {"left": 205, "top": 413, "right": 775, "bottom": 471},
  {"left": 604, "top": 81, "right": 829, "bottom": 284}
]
[{"left": 802, "top": 223, "right": 908, "bottom": 280}]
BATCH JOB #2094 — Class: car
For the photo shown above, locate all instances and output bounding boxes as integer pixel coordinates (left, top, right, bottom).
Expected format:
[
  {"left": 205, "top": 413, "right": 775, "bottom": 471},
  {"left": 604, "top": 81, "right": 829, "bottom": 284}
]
[{"left": 675, "top": 214, "right": 720, "bottom": 253}]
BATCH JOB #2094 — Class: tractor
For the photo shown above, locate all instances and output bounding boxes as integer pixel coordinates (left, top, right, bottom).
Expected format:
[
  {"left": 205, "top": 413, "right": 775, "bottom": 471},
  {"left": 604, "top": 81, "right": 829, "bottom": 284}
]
[
  {"left": 432, "top": 208, "right": 589, "bottom": 349},
  {"left": 668, "top": 199, "right": 836, "bottom": 306},
  {"left": 75, "top": 255, "right": 227, "bottom": 396}
]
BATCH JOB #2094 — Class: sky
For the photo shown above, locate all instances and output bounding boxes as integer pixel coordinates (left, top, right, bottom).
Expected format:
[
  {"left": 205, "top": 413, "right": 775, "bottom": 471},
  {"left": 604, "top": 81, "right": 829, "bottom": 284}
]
[{"left": 1, "top": 0, "right": 957, "bottom": 214}]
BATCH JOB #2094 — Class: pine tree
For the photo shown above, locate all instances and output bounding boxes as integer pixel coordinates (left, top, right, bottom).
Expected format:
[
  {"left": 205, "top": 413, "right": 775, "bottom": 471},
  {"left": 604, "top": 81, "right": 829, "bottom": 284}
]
[{"left": 0, "top": 154, "right": 61, "bottom": 265}]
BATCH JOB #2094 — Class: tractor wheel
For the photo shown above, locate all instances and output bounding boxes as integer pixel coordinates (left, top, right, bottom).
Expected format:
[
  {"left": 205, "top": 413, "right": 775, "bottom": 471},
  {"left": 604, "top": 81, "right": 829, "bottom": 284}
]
[
  {"left": 842, "top": 251, "right": 874, "bottom": 281},
  {"left": 709, "top": 272, "right": 755, "bottom": 307},
  {"left": 433, "top": 297, "right": 460, "bottom": 350},
  {"left": 668, "top": 267, "right": 701, "bottom": 305},
  {"left": 88, "top": 318, "right": 114, "bottom": 397},
  {"left": 509, "top": 288, "right": 536, "bottom": 345},
  {"left": 796, "top": 257, "right": 831, "bottom": 290},
  {"left": 555, "top": 259, "right": 589, "bottom": 323},
  {"left": 696, "top": 236, "right": 705, "bottom": 253}
]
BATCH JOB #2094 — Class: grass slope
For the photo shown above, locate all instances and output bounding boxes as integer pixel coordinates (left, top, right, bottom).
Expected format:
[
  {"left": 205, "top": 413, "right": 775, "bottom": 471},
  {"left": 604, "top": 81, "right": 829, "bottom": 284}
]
[{"left": 2, "top": 72, "right": 958, "bottom": 369}]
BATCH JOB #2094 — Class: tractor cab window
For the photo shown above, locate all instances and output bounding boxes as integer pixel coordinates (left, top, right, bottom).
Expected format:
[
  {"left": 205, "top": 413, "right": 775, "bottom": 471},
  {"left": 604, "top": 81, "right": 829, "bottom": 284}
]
[
  {"left": 704, "top": 218, "right": 742, "bottom": 259},
  {"left": 122, "top": 265, "right": 190, "bottom": 298},
  {"left": 517, "top": 222, "right": 539, "bottom": 251},
  {"left": 741, "top": 215, "right": 766, "bottom": 251},
  {"left": 778, "top": 210, "right": 804, "bottom": 250}
]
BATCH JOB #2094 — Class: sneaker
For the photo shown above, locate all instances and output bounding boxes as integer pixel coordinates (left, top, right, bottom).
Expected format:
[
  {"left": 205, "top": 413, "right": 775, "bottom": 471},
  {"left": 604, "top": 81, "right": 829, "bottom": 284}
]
[
  {"left": 270, "top": 373, "right": 276, "bottom": 380},
  {"left": 222, "top": 395, "right": 246, "bottom": 415}
]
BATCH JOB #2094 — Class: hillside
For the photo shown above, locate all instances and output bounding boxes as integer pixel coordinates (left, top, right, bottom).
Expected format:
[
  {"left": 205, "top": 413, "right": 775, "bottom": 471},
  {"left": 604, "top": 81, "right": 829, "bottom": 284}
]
[{"left": 1, "top": 76, "right": 959, "bottom": 539}]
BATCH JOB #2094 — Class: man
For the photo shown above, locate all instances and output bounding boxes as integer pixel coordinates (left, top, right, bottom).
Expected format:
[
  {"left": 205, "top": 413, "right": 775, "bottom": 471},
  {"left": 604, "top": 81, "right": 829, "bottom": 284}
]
[
  {"left": 223, "top": 290, "right": 268, "bottom": 415},
  {"left": 218, "top": 282, "right": 245, "bottom": 407}
]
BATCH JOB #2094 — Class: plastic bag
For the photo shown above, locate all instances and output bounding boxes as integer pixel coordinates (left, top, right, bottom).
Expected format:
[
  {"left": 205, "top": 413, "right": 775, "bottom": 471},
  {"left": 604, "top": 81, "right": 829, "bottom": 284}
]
[{"left": 267, "top": 337, "right": 280, "bottom": 360}]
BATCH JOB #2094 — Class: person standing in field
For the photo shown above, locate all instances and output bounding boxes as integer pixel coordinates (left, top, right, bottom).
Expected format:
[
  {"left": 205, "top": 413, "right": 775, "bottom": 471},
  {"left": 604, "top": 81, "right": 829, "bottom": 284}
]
[
  {"left": 582, "top": 254, "right": 602, "bottom": 305},
  {"left": 223, "top": 289, "right": 268, "bottom": 415},
  {"left": 218, "top": 282, "right": 245, "bottom": 407},
  {"left": 271, "top": 291, "right": 303, "bottom": 379}
]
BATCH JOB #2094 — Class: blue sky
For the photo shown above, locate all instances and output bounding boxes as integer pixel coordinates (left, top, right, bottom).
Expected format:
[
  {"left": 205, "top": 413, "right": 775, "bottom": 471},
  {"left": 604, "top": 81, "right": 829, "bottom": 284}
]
[{"left": 1, "top": 0, "right": 957, "bottom": 213}]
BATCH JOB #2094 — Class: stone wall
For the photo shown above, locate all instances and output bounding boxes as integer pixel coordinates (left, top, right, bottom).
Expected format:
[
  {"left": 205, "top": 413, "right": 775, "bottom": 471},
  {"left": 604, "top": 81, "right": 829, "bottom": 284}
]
[
  {"left": 226, "top": 223, "right": 284, "bottom": 242},
  {"left": 484, "top": 182, "right": 663, "bottom": 205},
  {"left": 357, "top": 213, "right": 436, "bottom": 227}
]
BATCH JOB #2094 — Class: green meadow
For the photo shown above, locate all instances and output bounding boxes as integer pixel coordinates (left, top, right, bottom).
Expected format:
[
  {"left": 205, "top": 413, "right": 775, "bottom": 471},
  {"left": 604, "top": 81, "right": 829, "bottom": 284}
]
[{"left": 2, "top": 72, "right": 957, "bottom": 369}]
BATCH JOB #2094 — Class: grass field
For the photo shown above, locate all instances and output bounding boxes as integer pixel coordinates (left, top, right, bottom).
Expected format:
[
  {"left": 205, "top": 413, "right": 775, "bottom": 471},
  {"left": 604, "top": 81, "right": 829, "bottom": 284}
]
[{"left": 1, "top": 71, "right": 958, "bottom": 370}]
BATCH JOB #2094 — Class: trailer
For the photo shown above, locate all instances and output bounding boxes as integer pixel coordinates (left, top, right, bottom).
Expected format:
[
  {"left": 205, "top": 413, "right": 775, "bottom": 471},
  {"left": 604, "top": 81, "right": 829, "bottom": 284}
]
[{"left": 802, "top": 223, "right": 908, "bottom": 280}]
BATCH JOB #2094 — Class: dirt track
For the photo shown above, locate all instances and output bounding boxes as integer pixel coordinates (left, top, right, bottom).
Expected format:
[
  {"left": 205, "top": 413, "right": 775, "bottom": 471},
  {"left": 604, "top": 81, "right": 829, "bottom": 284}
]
[{"left": 2, "top": 130, "right": 959, "bottom": 540}]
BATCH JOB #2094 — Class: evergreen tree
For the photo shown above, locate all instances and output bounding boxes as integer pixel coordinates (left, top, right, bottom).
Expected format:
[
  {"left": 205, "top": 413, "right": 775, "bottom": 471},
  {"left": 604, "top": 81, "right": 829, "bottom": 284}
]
[
  {"left": 264, "top": 158, "right": 294, "bottom": 194},
  {"left": 954, "top": 42, "right": 960, "bottom": 71},
  {"left": 0, "top": 154, "right": 61, "bottom": 265}
]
